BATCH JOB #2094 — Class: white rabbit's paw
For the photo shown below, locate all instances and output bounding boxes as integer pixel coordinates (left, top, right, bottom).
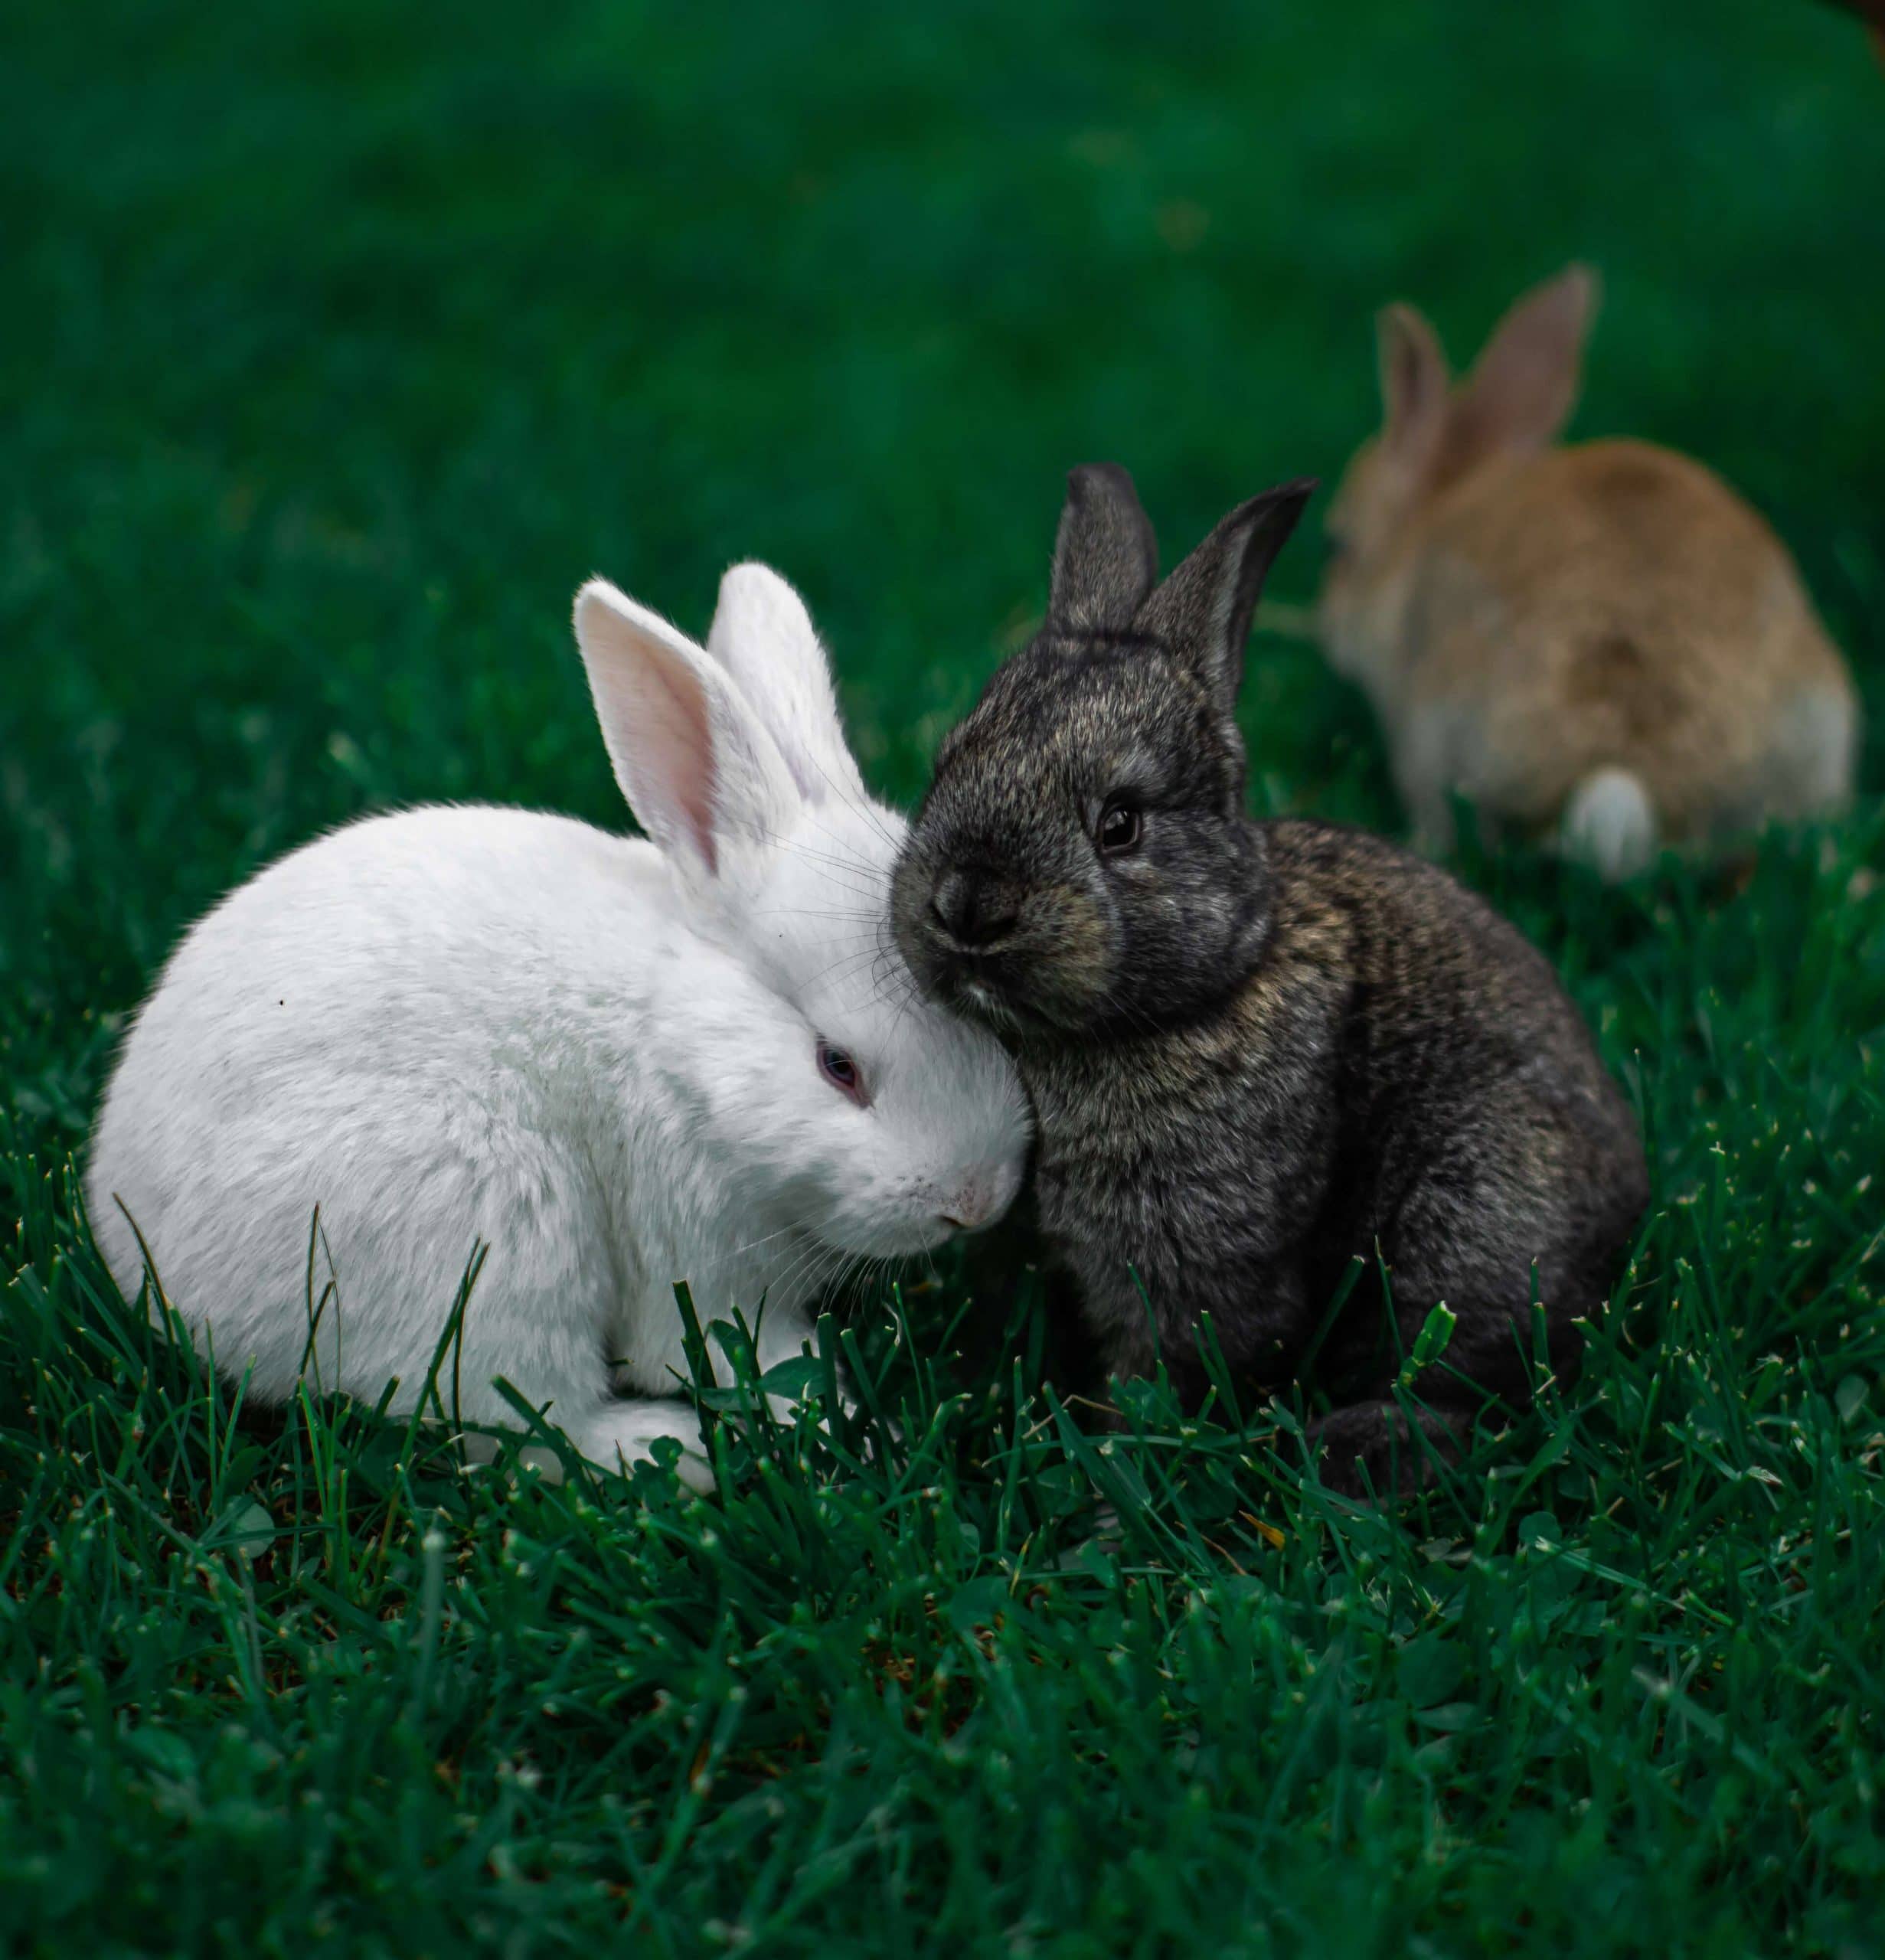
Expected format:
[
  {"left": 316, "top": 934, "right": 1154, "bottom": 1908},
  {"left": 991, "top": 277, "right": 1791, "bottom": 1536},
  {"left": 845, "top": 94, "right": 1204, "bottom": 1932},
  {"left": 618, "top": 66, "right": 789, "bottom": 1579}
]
[{"left": 577, "top": 1400, "right": 715, "bottom": 1494}]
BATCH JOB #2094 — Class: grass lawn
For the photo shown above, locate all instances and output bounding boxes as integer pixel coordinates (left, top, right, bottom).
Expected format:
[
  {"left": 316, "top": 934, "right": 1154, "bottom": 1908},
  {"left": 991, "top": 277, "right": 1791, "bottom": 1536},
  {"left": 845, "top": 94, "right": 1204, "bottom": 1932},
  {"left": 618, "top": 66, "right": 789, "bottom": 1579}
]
[{"left": 5, "top": 1, "right": 1885, "bottom": 1952}]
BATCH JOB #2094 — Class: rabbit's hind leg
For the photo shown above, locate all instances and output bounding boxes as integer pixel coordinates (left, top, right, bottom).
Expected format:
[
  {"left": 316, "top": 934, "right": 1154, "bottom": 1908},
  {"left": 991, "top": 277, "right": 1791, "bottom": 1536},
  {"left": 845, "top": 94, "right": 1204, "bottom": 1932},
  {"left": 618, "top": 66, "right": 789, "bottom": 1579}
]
[{"left": 1762, "top": 684, "right": 1858, "bottom": 822}]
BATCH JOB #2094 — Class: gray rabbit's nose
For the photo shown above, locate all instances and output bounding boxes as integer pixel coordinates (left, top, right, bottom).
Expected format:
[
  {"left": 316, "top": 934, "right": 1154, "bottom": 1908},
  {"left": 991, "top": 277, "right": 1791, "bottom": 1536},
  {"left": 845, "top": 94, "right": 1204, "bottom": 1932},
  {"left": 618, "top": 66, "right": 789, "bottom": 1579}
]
[{"left": 932, "top": 867, "right": 1018, "bottom": 950}]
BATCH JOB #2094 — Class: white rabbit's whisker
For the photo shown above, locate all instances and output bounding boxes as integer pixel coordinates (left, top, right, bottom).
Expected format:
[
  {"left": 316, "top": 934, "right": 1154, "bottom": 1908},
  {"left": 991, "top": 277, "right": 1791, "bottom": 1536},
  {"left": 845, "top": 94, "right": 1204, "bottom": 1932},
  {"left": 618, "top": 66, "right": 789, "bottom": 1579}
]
[{"left": 85, "top": 558, "right": 1031, "bottom": 1486}]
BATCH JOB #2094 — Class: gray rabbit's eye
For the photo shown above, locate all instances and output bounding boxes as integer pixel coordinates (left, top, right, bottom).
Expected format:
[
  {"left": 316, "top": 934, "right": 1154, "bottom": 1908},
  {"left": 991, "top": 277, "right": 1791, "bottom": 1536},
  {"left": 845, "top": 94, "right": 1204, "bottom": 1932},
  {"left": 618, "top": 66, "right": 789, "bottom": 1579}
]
[{"left": 1097, "top": 799, "right": 1143, "bottom": 857}]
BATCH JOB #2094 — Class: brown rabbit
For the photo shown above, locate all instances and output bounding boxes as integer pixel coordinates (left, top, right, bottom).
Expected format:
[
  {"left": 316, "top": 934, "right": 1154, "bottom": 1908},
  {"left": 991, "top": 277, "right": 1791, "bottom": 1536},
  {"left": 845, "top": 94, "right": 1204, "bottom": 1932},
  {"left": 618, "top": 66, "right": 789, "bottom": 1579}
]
[{"left": 1318, "top": 265, "right": 1859, "bottom": 877}]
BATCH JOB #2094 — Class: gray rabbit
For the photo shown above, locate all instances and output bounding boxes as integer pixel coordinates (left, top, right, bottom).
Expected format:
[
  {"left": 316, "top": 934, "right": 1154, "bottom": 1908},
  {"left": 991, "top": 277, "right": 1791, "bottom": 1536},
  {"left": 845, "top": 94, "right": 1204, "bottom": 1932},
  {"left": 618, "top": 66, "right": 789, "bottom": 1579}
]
[{"left": 890, "top": 465, "right": 1648, "bottom": 1493}]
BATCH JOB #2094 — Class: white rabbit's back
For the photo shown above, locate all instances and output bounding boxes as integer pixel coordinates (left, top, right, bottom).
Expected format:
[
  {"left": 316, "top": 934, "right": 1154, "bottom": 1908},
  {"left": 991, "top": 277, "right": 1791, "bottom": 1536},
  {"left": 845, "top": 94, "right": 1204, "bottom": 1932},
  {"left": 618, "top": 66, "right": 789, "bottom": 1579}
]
[
  {"left": 87, "top": 806, "right": 681, "bottom": 1425},
  {"left": 87, "top": 557, "right": 1034, "bottom": 1479}
]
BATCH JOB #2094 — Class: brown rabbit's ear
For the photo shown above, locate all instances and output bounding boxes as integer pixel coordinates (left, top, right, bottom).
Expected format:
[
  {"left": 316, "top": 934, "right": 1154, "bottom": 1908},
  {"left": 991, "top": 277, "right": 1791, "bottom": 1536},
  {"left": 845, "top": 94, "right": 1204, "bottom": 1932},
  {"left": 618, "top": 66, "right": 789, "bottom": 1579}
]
[
  {"left": 1452, "top": 264, "right": 1599, "bottom": 460},
  {"left": 1047, "top": 462, "right": 1159, "bottom": 632},
  {"left": 1135, "top": 479, "right": 1316, "bottom": 710},
  {"left": 1377, "top": 302, "right": 1451, "bottom": 468}
]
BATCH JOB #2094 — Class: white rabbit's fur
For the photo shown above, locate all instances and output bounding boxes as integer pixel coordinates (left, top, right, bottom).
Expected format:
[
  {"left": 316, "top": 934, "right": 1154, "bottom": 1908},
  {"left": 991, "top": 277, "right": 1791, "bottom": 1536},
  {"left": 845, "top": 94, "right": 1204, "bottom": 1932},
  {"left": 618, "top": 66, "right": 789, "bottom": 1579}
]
[{"left": 87, "top": 565, "right": 1031, "bottom": 1488}]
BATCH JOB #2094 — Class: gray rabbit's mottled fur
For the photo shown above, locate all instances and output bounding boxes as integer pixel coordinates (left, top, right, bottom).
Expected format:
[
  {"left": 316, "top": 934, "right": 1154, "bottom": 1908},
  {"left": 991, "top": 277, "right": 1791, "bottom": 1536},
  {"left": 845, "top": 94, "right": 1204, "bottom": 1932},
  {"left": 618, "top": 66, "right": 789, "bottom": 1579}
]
[{"left": 892, "top": 465, "right": 1648, "bottom": 1493}]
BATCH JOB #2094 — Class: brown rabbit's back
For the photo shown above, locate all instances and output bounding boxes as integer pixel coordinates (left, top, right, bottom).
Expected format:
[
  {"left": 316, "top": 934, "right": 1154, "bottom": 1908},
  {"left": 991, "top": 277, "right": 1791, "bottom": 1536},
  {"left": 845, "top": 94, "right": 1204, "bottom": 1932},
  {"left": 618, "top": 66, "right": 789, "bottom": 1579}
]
[{"left": 1399, "top": 439, "right": 1852, "bottom": 838}]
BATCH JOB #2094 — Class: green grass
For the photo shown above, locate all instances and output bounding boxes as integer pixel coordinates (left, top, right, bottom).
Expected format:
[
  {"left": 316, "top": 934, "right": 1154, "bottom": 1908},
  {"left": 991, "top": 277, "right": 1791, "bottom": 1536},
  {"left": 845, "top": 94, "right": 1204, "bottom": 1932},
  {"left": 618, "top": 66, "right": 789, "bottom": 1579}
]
[{"left": 5, "top": 1, "right": 1885, "bottom": 1953}]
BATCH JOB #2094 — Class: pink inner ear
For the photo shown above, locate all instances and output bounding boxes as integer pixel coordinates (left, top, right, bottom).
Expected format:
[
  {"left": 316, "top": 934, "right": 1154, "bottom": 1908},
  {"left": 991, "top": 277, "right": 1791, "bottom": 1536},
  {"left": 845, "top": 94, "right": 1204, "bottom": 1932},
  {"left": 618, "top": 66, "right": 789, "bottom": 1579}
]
[
  {"left": 1379, "top": 307, "right": 1449, "bottom": 464},
  {"left": 1452, "top": 269, "right": 1593, "bottom": 460},
  {"left": 643, "top": 657, "right": 720, "bottom": 877}
]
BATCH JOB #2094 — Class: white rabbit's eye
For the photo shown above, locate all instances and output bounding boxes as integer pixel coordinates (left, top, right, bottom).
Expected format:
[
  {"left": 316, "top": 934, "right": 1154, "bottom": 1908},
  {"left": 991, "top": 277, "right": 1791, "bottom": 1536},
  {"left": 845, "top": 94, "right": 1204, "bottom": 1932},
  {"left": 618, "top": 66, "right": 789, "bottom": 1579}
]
[
  {"left": 817, "top": 1037, "right": 870, "bottom": 1107},
  {"left": 1097, "top": 799, "right": 1143, "bottom": 856}
]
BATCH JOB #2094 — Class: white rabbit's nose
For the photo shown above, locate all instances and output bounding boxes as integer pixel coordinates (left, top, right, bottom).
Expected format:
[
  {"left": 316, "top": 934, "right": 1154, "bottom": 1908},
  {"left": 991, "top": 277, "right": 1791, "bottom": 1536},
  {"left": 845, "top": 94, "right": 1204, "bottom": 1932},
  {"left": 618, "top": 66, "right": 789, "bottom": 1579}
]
[{"left": 939, "top": 1166, "right": 1011, "bottom": 1235}]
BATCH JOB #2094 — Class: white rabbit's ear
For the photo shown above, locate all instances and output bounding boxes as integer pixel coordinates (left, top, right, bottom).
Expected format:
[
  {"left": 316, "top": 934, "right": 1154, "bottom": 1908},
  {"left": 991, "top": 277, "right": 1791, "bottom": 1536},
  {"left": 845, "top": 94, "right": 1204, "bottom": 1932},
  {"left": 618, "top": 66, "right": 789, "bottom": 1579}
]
[
  {"left": 706, "top": 564, "right": 868, "bottom": 807},
  {"left": 573, "top": 577, "right": 800, "bottom": 878}
]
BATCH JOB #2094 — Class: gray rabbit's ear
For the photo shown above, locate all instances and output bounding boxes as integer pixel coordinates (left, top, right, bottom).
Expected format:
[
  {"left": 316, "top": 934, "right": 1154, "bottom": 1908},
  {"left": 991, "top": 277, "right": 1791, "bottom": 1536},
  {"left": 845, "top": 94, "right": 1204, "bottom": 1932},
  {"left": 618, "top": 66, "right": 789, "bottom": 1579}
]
[
  {"left": 1135, "top": 479, "right": 1315, "bottom": 707},
  {"left": 1047, "top": 463, "right": 1159, "bottom": 632}
]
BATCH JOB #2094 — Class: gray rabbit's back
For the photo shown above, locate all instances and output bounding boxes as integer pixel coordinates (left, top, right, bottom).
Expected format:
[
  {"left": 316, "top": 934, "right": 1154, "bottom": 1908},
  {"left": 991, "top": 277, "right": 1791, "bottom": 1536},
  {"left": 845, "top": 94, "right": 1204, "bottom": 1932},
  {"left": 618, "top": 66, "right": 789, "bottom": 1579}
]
[{"left": 1024, "top": 818, "right": 1645, "bottom": 1416}]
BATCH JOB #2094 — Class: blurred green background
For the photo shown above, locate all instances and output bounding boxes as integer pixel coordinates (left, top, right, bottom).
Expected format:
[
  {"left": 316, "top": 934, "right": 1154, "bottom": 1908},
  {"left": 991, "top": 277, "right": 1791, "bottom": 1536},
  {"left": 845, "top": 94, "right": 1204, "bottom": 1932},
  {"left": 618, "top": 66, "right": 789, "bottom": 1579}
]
[
  {"left": 6, "top": 0, "right": 1882, "bottom": 1021},
  {"left": 5, "top": 3, "right": 1885, "bottom": 1954}
]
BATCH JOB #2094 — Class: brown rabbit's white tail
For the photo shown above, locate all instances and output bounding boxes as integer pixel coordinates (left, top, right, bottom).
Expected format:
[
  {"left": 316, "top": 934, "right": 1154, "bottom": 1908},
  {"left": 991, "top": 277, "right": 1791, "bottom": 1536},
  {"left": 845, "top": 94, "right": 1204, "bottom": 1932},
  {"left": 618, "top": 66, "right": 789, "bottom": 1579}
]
[{"left": 1561, "top": 769, "right": 1656, "bottom": 881}]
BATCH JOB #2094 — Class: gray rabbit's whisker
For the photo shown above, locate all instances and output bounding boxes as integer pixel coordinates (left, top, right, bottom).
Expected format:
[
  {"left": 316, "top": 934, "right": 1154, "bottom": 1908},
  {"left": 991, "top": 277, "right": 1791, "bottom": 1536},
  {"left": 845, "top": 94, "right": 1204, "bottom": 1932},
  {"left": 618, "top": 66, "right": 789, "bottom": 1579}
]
[
  {"left": 809, "top": 949, "right": 895, "bottom": 993},
  {"left": 806, "top": 751, "right": 907, "bottom": 859},
  {"left": 751, "top": 828, "right": 885, "bottom": 894},
  {"left": 796, "top": 864, "right": 885, "bottom": 902},
  {"left": 796, "top": 788, "right": 899, "bottom": 867},
  {"left": 752, "top": 909, "right": 884, "bottom": 927},
  {"left": 762, "top": 825, "right": 887, "bottom": 884}
]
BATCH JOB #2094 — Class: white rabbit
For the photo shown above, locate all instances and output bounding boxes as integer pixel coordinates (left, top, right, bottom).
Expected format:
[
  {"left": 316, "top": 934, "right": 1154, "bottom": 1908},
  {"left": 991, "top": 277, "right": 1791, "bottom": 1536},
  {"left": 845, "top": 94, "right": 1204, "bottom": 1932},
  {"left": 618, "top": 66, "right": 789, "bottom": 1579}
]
[{"left": 86, "top": 564, "right": 1031, "bottom": 1489}]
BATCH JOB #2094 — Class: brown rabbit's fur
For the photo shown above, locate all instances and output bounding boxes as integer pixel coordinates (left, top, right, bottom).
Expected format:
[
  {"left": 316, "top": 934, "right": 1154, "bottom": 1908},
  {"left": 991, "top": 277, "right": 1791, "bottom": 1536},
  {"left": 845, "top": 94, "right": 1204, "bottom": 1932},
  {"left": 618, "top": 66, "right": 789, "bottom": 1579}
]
[{"left": 1320, "top": 266, "right": 1858, "bottom": 875}]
